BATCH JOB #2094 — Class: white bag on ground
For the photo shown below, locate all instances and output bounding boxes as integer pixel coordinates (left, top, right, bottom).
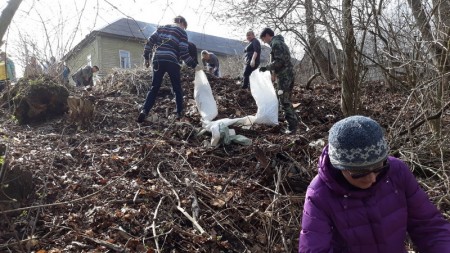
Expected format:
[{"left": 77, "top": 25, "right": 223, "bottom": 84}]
[
  {"left": 194, "top": 70, "right": 218, "bottom": 121},
  {"left": 250, "top": 70, "right": 278, "bottom": 125},
  {"left": 203, "top": 122, "right": 252, "bottom": 146}
]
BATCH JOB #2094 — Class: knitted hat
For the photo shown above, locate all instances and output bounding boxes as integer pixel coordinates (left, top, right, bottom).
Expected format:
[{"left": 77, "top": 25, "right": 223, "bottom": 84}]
[{"left": 328, "top": 116, "right": 389, "bottom": 170}]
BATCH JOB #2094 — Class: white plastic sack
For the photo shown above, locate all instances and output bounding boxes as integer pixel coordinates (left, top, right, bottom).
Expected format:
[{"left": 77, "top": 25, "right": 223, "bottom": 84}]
[
  {"left": 206, "top": 122, "right": 252, "bottom": 147},
  {"left": 202, "top": 118, "right": 249, "bottom": 146},
  {"left": 194, "top": 70, "right": 218, "bottom": 121},
  {"left": 249, "top": 70, "right": 278, "bottom": 125}
]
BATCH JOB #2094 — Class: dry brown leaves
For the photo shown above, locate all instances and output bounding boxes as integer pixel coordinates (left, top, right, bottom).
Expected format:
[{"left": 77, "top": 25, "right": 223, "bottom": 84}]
[{"left": 0, "top": 68, "right": 448, "bottom": 252}]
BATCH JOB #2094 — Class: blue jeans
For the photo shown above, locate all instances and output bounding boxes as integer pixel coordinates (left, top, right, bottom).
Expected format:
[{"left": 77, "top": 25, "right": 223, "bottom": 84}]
[{"left": 142, "top": 61, "right": 182, "bottom": 115}]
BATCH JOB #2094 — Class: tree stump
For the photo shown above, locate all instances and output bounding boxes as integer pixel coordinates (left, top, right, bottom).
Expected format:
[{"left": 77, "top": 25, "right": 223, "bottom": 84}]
[
  {"left": 1, "top": 76, "right": 69, "bottom": 124},
  {"left": 67, "top": 95, "right": 95, "bottom": 127}
]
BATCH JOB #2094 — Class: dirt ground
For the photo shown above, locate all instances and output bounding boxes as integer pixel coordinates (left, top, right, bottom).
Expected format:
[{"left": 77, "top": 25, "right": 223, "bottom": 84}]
[{"left": 0, "top": 67, "right": 449, "bottom": 252}]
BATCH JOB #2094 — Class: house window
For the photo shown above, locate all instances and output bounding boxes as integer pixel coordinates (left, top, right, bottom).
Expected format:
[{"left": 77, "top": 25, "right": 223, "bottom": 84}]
[
  {"left": 119, "top": 50, "right": 131, "bottom": 69},
  {"left": 87, "top": 54, "right": 92, "bottom": 66}
]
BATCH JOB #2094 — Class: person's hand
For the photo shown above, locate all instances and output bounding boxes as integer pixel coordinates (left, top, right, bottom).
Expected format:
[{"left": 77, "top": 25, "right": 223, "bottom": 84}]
[
  {"left": 144, "top": 60, "right": 150, "bottom": 68},
  {"left": 259, "top": 66, "right": 268, "bottom": 72},
  {"left": 195, "top": 65, "right": 202, "bottom": 71},
  {"left": 250, "top": 60, "right": 255, "bottom": 68}
]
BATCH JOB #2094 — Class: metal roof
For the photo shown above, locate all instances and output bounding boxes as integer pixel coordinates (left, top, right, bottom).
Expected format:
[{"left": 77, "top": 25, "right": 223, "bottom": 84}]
[{"left": 97, "top": 18, "right": 246, "bottom": 56}]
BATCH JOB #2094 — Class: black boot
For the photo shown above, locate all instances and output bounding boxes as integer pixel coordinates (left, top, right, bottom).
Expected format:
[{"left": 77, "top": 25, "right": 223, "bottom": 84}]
[
  {"left": 284, "top": 122, "right": 298, "bottom": 134},
  {"left": 137, "top": 110, "right": 148, "bottom": 123}
]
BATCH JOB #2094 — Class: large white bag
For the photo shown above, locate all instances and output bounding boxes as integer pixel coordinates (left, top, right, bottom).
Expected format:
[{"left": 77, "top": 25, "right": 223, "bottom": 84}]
[
  {"left": 194, "top": 70, "right": 218, "bottom": 121},
  {"left": 250, "top": 70, "right": 278, "bottom": 125}
]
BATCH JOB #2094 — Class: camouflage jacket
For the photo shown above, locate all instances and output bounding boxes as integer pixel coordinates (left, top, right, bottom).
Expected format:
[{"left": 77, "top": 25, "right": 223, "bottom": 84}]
[{"left": 266, "top": 35, "right": 293, "bottom": 75}]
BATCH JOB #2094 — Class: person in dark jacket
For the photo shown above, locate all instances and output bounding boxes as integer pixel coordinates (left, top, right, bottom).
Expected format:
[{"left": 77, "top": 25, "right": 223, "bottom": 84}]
[
  {"left": 71, "top": 65, "right": 99, "bottom": 86},
  {"left": 259, "top": 28, "right": 298, "bottom": 134},
  {"left": 137, "top": 15, "right": 200, "bottom": 123},
  {"left": 299, "top": 115, "right": 450, "bottom": 253},
  {"left": 188, "top": 42, "right": 199, "bottom": 65},
  {"left": 201, "top": 50, "right": 220, "bottom": 77},
  {"left": 242, "top": 30, "right": 261, "bottom": 89}
]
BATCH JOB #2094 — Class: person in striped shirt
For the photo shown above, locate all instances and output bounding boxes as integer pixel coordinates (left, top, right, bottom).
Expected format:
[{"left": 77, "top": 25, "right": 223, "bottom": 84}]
[{"left": 137, "top": 15, "right": 201, "bottom": 123}]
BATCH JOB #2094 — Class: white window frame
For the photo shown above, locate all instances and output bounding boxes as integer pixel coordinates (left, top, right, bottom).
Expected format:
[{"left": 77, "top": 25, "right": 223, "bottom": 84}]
[
  {"left": 119, "top": 50, "right": 131, "bottom": 69},
  {"left": 87, "top": 54, "right": 92, "bottom": 66}
]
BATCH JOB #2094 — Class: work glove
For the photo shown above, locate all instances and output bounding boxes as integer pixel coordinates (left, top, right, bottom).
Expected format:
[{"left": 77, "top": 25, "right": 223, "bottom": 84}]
[
  {"left": 144, "top": 60, "right": 150, "bottom": 68},
  {"left": 195, "top": 65, "right": 202, "bottom": 71},
  {"left": 250, "top": 60, "right": 255, "bottom": 68},
  {"left": 259, "top": 66, "right": 268, "bottom": 72}
]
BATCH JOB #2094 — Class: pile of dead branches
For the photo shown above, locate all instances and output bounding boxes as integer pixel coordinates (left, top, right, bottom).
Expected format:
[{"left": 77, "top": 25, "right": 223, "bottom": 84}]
[{"left": 0, "top": 68, "right": 448, "bottom": 252}]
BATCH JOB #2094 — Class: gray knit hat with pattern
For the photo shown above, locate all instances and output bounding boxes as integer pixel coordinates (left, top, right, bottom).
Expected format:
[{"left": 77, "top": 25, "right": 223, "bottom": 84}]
[{"left": 328, "top": 115, "right": 389, "bottom": 170}]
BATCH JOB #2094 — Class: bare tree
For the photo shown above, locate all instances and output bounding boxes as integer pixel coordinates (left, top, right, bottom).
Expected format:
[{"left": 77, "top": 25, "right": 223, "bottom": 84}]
[
  {"left": 340, "top": 0, "right": 360, "bottom": 116},
  {"left": 406, "top": 0, "right": 450, "bottom": 135},
  {"left": 305, "top": 0, "right": 336, "bottom": 81},
  {"left": 0, "top": 0, "right": 23, "bottom": 47},
  {"left": 214, "top": 0, "right": 369, "bottom": 116}
]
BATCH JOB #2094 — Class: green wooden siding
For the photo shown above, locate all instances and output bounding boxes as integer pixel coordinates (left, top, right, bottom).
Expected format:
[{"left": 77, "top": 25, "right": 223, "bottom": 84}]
[
  {"left": 66, "top": 34, "right": 246, "bottom": 80},
  {"left": 98, "top": 36, "right": 145, "bottom": 72},
  {"left": 66, "top": 38, "right": 100, "bottom": 85}
]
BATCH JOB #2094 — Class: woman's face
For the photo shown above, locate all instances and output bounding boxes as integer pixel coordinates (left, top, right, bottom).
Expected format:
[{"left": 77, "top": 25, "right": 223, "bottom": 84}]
[
  {"left": 341, "top": 161, "right": 384, "bottom": 189},
  {"left": 246, "top": 32, "right": 254, "bottom": 41}
]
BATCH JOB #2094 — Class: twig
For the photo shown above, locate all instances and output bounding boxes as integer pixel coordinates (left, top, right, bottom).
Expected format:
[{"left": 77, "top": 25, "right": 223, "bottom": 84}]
[
  {"left": 81, "top": 235, "right": 125, "bottom": 252},
  {"left": 156, "top": 162, "right": 208, "bottom": 236},
  {"left": 152, "top": 196, "right": 165, "bottom": 253},
  {"left": 306, "top": 72, "right": 321, "bottom": 90},
  {"left": 399, "top": 100, "right": 450, "bottom": 136},
  {"left": 0, "top": 238, "right": 34, "bottom": 250},
  {"left": 185, "top": 178, "right": 200, "bottom": 222}
]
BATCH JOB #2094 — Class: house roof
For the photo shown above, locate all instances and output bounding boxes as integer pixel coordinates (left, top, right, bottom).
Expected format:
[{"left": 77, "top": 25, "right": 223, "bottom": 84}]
[{"left": 95, "top": 18, "right": 246, "bottom": 56}]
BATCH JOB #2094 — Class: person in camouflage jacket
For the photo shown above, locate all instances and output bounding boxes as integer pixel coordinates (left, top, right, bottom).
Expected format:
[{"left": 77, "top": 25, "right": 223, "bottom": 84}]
[{"left": 259, "top": 28, "right": 299, "bottom": 134}]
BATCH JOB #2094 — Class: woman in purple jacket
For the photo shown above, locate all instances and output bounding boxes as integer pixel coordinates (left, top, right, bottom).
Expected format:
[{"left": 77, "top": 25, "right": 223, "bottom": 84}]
[{"left": 299, "top": 115, "right": 450, "bottom": 253}]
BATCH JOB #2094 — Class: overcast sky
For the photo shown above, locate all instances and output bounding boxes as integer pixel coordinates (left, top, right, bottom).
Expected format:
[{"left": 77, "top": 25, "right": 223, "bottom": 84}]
[{"left": 2, "top": 0, "right": 245, "bottom": 75}]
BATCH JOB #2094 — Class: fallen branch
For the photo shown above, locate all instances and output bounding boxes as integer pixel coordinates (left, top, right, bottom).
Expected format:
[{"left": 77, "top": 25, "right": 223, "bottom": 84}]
[
  {"left": 0, "top": 238, "right": 33, "bottom": 250},
  {"left": 156, "top": 162, "right": 208, "bottom": 236},
  {"left": 399, "top": 100, "right": 450, "bottom": 136},
  {"left": 185, "top": 178, "right": 200, "bottom": 222},
  {"left": 306, "top": 72, "right": 321, "bottom": 90},
  {"left": 152, "top": 196, "right": 165, "bottom": 253},
  {"left": 81, "top": 235, "right": 124, "bottom": 252}
]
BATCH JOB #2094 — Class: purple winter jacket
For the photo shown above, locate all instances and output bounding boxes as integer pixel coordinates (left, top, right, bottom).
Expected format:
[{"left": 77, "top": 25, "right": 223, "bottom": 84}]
[{"left": 299, "top": 146, "right": 450, "bottom": 253}]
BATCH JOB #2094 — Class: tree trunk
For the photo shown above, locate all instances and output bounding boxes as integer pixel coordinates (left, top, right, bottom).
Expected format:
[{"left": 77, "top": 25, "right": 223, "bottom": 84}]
[
  {"left": 305, "top": 0, "right": 336, "bottom": 81},
  {"left": 0, "top": 0, "right": 23, "bottom": 47},
  {"left": 340, "top": 0, "right": 359, "bottom": 116},
  {"left": 408, "top": 0, "right": 450, "bottom": 135},
  {"left": 433, "top": 0, "right": 450, "bottom": 136}
]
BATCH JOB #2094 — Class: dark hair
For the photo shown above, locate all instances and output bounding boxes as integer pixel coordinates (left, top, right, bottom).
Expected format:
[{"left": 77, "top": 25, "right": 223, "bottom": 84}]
[
  {"left": 260, "top": 28, "right": 274, "bottom": 38},
  {"left": 93, "top": 65, "right": 99, "bottom": 71},
  {"left": 174, "top": 15, "right": 188, "bottom": 28}
]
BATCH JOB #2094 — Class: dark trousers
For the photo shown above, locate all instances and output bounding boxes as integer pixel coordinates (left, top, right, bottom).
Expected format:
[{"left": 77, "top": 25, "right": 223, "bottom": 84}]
[
  {"left": 142, "top": 61, "right": 182, "bottom": 114},
  {"left": 213, "top": 68, "right": 219, "bottom": 77},
  {"left": 242, "top": 64, "right": 258, "bottom": 88}
]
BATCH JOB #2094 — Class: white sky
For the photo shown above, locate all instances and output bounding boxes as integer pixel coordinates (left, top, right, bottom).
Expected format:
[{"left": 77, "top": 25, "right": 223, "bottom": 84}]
[{"left": 2, "top": 0, "right": 245, "bottom": 76}]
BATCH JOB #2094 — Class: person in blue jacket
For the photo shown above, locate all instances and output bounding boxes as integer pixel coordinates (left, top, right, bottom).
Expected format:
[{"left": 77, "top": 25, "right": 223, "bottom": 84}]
[{"left": 137, "top": 16, "right": 201, "bottom": 123}]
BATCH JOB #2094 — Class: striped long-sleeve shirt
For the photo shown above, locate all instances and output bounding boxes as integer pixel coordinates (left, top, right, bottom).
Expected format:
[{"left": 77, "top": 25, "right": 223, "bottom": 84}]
[{"left": 143, "top": 24, "right": 196, "bottom": 68}]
